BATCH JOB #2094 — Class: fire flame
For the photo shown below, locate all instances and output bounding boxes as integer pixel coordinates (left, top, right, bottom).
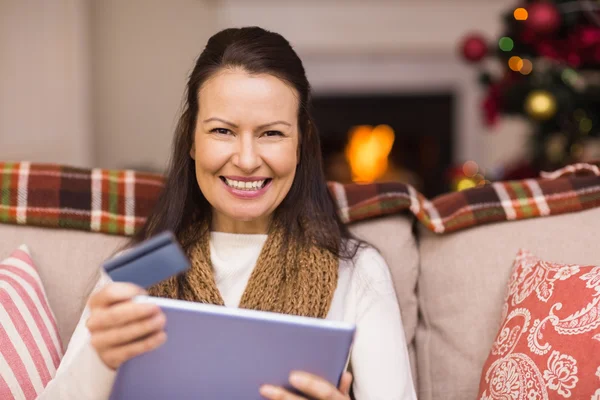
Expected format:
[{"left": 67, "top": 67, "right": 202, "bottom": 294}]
[{"left": 345, "top": 124, "right": 395, "bottom": 183}]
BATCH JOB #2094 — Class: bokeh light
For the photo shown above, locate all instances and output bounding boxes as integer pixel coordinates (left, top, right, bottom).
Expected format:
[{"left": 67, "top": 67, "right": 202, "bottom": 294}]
[
  {"left": 561, "top": 68, "right": 578, "bottom": 84},
  {"left": 498, "top": 37, "right": 514, "bottom": 52},
  {"left": 571, "top": 143, "right": 584, "bottom": 159},
  {"left": 462, "top": 161, "right": 479, "bottom": 177},
  {"left": 514, "top": 8, "right": 528, "bottom": 20},
  {"left": 520, "top": 59, "right": 533, "bottom": 75},
  {"left": 457, "top": 178, "right": 477, "bottom": 191},
  {"left": 580, "top": 118, "right": 593, "bottom": 134},
  {"left": 508, "top": 56, "right": 523, "bottom": 72}
]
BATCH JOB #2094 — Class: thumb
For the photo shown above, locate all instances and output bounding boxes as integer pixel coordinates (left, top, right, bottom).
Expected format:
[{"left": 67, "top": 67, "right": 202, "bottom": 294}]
[{"left": 338, "top": 371, "right": 353, "bottom": 395}]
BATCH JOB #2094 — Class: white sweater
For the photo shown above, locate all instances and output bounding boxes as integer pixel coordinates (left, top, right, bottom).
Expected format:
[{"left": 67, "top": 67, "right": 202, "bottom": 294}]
[{"left": 38, "top": 232, "right": 417, "bottom": 400}]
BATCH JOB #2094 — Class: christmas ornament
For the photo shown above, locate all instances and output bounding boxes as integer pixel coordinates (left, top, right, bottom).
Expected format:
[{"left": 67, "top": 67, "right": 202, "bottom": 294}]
[
  {"left": 482, "top": 83, "right": 502, "bottom": 125},
  {"left": 524, "top": 90, "right": 557, "bottom": 120},
  {"left": 525, "top": 2, "right": 562, "bottom": 35},
  {"left": 460, "top": 34, "right": 488, "bottom": 63}
]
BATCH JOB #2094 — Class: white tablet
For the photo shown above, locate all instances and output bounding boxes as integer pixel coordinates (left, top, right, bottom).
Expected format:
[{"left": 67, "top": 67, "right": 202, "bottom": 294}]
[{"left": 109, "top": 296, "right": 356, "bottom": 400}]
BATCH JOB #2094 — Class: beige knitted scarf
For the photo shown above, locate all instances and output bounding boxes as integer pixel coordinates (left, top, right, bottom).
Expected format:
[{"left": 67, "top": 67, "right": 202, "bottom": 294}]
[{"left": 147, "top": 222, "right": 339, "bottom": 319}]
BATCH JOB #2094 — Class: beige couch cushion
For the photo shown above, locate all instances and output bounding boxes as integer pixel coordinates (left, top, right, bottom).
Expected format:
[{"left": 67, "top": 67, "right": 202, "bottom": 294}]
[
  {"left": 350, "top": 214, "right": 419, "bottom": 387},
  {"left": 0, "top": 224, "right": 127, "bottom": 349},
  {"left": 0, "top": 213, "right": 420, "bottom": 385},
  {"left": 416, "top": 206, "right": 600, "bottom": 400}
]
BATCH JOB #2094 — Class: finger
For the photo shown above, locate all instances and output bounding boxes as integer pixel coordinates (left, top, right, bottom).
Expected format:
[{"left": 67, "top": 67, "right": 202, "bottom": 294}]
[
  {"left": 259, "top": 385, "right": 305, "bottom": 400},
  {"left": 101, "top": 330, "right": 167, "bottom": 369},
  {"left": 88, "top": 282, "right": 147, "bottom": 308},
  {"left": 338, "top": 372, "right": 353, "bottom": 395},
  {"left": 90, "top": 312, "right": 166, "bottom": 351},
  {"left": 86, "top": 301, "right": 160, "bottom": 332},
  {"left": 289, "top": 371, "right": 344, "bottom": 400}
]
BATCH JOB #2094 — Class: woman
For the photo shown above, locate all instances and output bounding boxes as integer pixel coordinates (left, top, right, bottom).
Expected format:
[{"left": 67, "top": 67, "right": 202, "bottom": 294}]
[{"left": 39, "top": 27, "right": 416, "bottom": 400}]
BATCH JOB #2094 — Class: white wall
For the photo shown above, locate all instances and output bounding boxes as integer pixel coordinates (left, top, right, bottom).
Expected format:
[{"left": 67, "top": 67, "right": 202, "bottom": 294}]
[
  {"left": 0, "top": 0, "right": 92, "bottom": 166},
  {"left": 215, "top": 0, "right": 511, "bottom": 55},
  {"left": 215, "top": 0, "right": 531, "bottom": 172},
  {"left": 1, "top": 0, "right": 529, "bottom": 173},
  {"left": 91, "top": 0, "right": 216, "bottom": 171}
]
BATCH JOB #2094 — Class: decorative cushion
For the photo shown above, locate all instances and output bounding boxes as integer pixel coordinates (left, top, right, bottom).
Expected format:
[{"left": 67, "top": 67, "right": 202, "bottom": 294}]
[
  {"left": 0, "top": 245, "right": 63, "bottom": 399},
  {"left": 478, "top": 249, "right": 600, "bottom": 399}
]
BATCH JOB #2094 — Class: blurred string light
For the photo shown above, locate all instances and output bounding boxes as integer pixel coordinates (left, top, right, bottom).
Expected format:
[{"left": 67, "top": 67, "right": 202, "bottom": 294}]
[
  {"left": 456, "top": 178, "right": 477, "bottom": 191},
  {"left": 580, "top": 118, "right": 593, "bottom": 133},
  {"left": 508, "top": 56, "right": 524, "bottom": 71},
  {"left": 507, "top": 55, "right": 533, "bottom": 75},
  {"left": 561, "top": 68, "right": 586, "bottom": 91},
  {"left": 573, "top": 108, "right": 593, "bottom": 134},
  {"left": 462, "top": 160, "right": 479, "bottom": 177},
  {"left": 571, "top": 143, "right": 584, "bottom": 158},
  {"left": 345, "top": 124, "right": 395, "bottom": 183},
  {"left": 499, "top": 37, "right": 514, "bottom": 51},
  {"left": 573, "top": 108, "right": 594, "bottom": 135},
  {"left": 524, "top": 90, "right": 557, "bottom": 120},
  {"left": 514, "top": 7, "right": 528, "bottom": 20},
  {"left": 520, "top": 59, "right": 533, "bottom": 75},
  {"left": 453, "top": 161, "right": 489, "bottom": 191}
]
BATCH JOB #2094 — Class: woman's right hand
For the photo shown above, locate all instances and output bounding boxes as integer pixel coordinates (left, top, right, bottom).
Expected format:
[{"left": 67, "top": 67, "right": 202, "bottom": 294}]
[{"left": 86, "top": 282, "right": 167, "bottom": 370}]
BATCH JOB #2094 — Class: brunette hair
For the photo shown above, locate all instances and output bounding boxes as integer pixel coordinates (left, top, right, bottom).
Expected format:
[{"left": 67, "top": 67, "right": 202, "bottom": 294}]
[{"left": 129, "top": 27, "right": 363, "bottom": 259}]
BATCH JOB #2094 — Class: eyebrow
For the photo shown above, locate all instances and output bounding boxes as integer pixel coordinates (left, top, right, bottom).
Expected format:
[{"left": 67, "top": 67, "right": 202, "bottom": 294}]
[{"left": 203, "top": 117, "right": 292, "bottom": 129}]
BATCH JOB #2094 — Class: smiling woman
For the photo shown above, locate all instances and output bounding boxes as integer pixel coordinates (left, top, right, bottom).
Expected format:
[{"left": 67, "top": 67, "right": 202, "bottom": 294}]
[
  {"left": 37, "top": 27, "right": 417, "bottom": 400},
  {"left": 191, "top": 70, "right": 299, "bottom": 233}
]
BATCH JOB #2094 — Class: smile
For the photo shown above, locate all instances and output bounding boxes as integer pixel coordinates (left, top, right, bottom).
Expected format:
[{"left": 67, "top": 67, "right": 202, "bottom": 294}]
[{"left": 220, "top": 177, "right": 272, "bottom": 191}]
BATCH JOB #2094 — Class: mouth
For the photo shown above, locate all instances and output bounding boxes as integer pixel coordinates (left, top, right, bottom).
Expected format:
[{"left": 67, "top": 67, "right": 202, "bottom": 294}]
[{"left": 219, "top": 176, "right": 272, "bottom": 191}]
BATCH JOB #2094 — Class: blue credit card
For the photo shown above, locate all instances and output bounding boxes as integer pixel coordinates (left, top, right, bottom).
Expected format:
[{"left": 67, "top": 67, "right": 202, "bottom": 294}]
[{"left": 103, "top": 231, "right": 190, "bottom": 289}]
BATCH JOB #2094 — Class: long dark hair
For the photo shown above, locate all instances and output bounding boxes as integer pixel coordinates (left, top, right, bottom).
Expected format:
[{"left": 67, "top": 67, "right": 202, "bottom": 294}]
[{"left": 129, "top": 26, "right": 363, "bottom": 260}]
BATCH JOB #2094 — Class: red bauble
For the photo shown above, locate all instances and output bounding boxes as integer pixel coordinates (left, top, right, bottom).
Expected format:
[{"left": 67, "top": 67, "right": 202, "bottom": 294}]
[
  {"left": 526, "top": 2, "right": 562, "bottom": 35},
  {"left": 460, "top": 34, "right": 488, "bottom": 63}
]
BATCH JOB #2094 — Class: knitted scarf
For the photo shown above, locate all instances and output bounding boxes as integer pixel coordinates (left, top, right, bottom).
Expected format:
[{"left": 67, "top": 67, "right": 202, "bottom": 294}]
[{"left": 147, "top": 223, "right": 339, "bottom": 319}]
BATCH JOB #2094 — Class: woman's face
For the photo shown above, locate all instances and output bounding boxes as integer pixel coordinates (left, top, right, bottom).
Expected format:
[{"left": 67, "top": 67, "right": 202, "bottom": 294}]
[{"left": 191, "top": 68, "right": 300, "bottom": 234}]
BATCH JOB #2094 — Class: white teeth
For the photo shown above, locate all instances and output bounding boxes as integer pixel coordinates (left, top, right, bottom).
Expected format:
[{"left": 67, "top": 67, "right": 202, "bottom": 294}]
[{"left": 224, "top": 178, "right": 266, "bottom": 191}]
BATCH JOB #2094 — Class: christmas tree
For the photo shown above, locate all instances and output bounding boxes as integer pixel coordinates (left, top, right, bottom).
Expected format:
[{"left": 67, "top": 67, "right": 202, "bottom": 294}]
[{"left": 460, "top": 0, "right": 600, "bottom": 178}]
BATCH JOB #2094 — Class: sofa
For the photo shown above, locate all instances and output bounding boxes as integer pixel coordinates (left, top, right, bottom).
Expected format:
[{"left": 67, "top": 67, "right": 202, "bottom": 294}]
[{"left": 1, "top": 161, "right": 599, "bottom": 399}]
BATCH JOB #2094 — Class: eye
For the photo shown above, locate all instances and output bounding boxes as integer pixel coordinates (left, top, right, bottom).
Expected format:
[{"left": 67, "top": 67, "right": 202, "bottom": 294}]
[
  {"left": 263, "top": 130, "right": 284, "bottom": 137},
  {"left": 210, "top": 128, "right": 232, "bottom": 135}
]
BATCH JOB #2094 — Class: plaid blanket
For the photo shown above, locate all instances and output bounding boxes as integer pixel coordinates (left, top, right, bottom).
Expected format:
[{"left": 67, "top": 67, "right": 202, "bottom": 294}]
[
  {"left": 0, "top": 162, "right": 164, "bottom": 235},
  {"left": 1, "top": 161, "right": 599, "bottom": 236}
]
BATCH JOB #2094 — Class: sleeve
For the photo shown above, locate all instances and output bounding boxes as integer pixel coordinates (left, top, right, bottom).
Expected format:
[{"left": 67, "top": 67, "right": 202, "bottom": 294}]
[
  {"left": 348, "top": 247, "right": 417, "bottom": 400},
  {"left": 37, "top": 272, "right": 118, "bottom": 400}
]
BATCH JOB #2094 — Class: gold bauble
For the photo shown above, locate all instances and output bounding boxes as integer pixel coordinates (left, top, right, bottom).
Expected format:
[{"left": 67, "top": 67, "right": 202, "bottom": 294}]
[{"left": 524, "top": 90, "right": 557, "bottom": 121}]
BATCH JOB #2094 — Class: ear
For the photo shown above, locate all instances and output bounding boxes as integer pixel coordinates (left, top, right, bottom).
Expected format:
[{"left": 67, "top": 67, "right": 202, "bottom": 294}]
[{"left": 189, "top": 142, "right": 196, "bottom": 160}]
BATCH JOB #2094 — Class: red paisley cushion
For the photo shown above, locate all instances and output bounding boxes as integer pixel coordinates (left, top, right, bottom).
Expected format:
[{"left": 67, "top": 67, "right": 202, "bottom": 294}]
[{"left": 478, "top": 249, "right": 600, "bottom": 399}]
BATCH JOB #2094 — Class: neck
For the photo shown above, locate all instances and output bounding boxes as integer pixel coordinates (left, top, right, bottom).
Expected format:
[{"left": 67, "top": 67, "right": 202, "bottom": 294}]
[{"left": 211, "top": 212, "right": 270, "bottom": 234}]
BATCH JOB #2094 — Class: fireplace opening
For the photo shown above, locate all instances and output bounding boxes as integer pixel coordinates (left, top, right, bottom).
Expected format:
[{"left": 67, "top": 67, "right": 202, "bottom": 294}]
[{"left": 312, "top": 93, "right": 455, "bottom": 197}]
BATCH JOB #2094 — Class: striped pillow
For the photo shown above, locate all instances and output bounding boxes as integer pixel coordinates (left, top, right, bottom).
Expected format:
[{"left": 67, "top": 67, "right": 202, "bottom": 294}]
[{"left": 0, "top": 245, "right": 63, "bottom": 399}]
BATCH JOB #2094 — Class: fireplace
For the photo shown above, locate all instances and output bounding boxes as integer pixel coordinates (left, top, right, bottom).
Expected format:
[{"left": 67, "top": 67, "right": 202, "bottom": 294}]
[
  {"left": 301, "top": 51, "right": 480, "bottom": 199},
  {"left": 313, "top": 93, "right": 455, "bottom": 197}
]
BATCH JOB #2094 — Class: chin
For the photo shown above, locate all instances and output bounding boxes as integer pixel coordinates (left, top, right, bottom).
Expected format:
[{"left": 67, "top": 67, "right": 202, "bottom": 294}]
[
  {"left": 232, "top": 214, "right": 262, "bottom": 222},
  {"left": 225, "top": 208, "right": 269, "bottom": 223}
]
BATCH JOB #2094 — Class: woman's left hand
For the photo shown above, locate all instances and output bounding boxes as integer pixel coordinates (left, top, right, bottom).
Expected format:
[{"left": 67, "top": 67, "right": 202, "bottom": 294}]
[{"left": 259, "top": 371, "right": 352, "bottom": 400}]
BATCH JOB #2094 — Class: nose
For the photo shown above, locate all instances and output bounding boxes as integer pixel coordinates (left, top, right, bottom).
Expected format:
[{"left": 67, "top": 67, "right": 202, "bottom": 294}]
[{"left": 231, "top": 134, "right": 261, "bottom": 172}]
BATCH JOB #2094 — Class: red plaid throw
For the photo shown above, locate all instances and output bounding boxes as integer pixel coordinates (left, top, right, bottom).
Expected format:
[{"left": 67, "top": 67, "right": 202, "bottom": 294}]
[
  {"left": 0, "top": 162, "right": 164, "bottom": 235},
  {"left": 1, "top": 161, "right": 599, "bottom": 236}
]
